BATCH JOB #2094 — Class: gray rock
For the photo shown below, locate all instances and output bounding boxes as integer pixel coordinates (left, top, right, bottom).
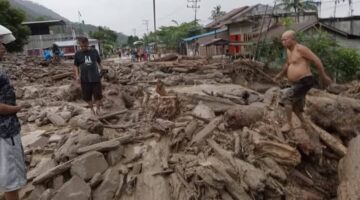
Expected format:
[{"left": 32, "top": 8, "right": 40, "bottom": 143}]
[
  {"left": 52, "top": 175, "right": 91, "bottom": 200},
  {"left": 21, "top": 130, "right": 46, "bottom": 148},
  {"left": 89, "top": 172, "right": 103, "bottom": 188},
  {"left": 39, "top": 189, "right": 54, "bottom": 200},
  {"left": 47, "top": 113, "right": 66, "bottom": 126},
  {"left": 54, "top": 131, "right": 101, "bottom": 162},
  {"left": 49, "top": 134, "right": 64, "bottom": 143},
  {"left": 106, "top": 146, "right": 124, "bottom": 166},
  {"left": 58, "top": 111, "right": 72, "bottom": 122},
  {"left": 71, "top": 151, "right": 108, "bottom": 181},
  {"left": 192, "top": 101, "right": 216, "bottom": 120},
  {"left": 69, "top": 115, "right": 104, "bottom": 135},
  {"left": 29, "top": 185, "right": 46, "bottom": 200},
  {"left": 27, "top": 158, "right": 56, "bottom": 181},
  {"left": 93, "top": 168, "right": 120, "bottom": 200},
  {"left": 53, "top": 175, "right": 64, "bottom": 190}
]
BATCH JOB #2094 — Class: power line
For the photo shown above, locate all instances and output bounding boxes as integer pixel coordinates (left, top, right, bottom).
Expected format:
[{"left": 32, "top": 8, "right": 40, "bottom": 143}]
[
  {"left": 187, "top": 0, "right": 200, "bottom": 23},
  {"left": 143, "top": 20, "right": 149, "bottom": 34}
]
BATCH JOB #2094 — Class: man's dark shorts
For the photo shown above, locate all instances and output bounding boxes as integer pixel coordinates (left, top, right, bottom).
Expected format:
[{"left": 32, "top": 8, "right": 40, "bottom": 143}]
[
  {"left": 80, "top": 82, "right": 102, "bottom": 102},
  {"left": 280, "top": 76, "right": 315, "bottom": 112}
]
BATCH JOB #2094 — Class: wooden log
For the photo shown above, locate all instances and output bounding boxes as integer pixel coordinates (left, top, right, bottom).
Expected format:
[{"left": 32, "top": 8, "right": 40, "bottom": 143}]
[
  {"left": 51, "top": 72, "right": 74, "bottom": 81},
  {"left": 308, "top": 120, "right": 347, "bottom": 157},
  {"left": 204, "top": 157, "right": 252, "bottom": 200},
  {"left": 306, "top": 94, "right": 360, "bottom": 139},
  {"left": 103, "top": 123, "right": 135, "bottom": 129},
  {"left": 338, "top": 135, "right": 360, "bottom": 200},
  {"left": 33, "top": 160, "right": 72, "bottom": 185},
  {"left": 190, "top": 116, "right": 223, "bottom": 144},
  {"left": 112, "top": 134, "right": 133, "bottom": 144},
  {"left": 98, "top": 110, "right": 127, "bottom": 120},
  {"left": 254, "top": 140, "right": 301, "bottom": 166},
  {"left": 184, "top": 121, "right": 198, "bottom": 140},
  {"left": 77, "top": 140, "right": 120, "bottom": 154},
  {"left": 207, "top": 139, "right": 266, "bottom": 191},
  {"left": 224, "top": 103, "right": 266, "bottom": 129},
  {"left": 233, "top": 132, "right": 240, "bottom": 156}
]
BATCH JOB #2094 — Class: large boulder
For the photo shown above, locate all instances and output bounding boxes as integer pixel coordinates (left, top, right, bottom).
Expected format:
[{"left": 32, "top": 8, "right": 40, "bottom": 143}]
[
  {"left": 52, "top": 176, "right": 91, "bottom": 200},
  {"left": 93, "top": 168, "right": 120, "bottom": 200},
  {"left": 54, "top": 131, "right": 102, "bottom": 162},
  {"left": 71, "top": 151, "right": 108, "bottom": 181},
  {"left": 69, "top": 114, "right": 104, "bottom": 135}
]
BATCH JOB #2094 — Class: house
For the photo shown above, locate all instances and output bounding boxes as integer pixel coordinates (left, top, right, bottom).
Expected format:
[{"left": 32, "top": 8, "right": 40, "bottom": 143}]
[
  {"left": 260, "top": 19, "right": 360, "bottom": 54},
  {"left": 22, "top": 20, "right": 70, "bottom": 56},
  {"left": 320, "top": 16, "right": 360, "bottom": 36},
  {"left": 54, "top": 39, "right": 100, "bottom": 58},
  {"left": 22, "top": 20, "right": 95, "bottom": 57},
  {"left": 183, "top": 28, "right": 229, "bottom": 56},
  {"left": 184, "top": 3, "right": 318, "bottom": 57},
  {"left": 223, "top": 4, "right": 318, "bottom": 55}
]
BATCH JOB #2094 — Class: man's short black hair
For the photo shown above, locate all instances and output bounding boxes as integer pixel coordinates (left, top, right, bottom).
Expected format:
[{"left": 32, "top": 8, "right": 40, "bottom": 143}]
[{"left": 78, "top": 36, "right": 89, "bottom": 44}]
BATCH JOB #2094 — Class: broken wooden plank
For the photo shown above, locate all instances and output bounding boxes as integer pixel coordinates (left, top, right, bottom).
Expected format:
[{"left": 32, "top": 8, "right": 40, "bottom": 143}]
[
  {"left": 152, "top": 170, "right": 174, "bottom": 176},
  {"left": 207, "top": 138, "right": 266, "bottom": 191},
  {"left": 190, "top": 116, "right": 223, "bottom": 144},
  {"left": 338, "top": 135, "right": 360, "bottom": 200},
  {"left": 204, "top": 157, "right": 252, "bottom": 200},
  {"left": 77, "top": 140, "right": 120, "bottom": 154},
  {"left": 103, "top": 123, "right": 135, "bottom": 129},
  {"left": 33, "top": 160, "right": 72, "bottom": 185},
  {"left": 234, "top": 132, "right": 240, "bottom": 156},
  {"left": 51, "top": 72, "right": 74, "bottom": 81},
  {"left": 112, "top": 134, "right": 133, "bottom": 144},
  {"left": 98, "top": 110, "right": 127, "bottom": 120},
  {"left": 308, "top": 120, "right": 347, "bottom": 157}
]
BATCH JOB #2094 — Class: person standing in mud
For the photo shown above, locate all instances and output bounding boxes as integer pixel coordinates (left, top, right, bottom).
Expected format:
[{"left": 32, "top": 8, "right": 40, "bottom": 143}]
[
  {"left": 74, "top": 36, "right": 104, "bottom": 115},
  {"left": 0, "top": 33, "right": 27, "bottom": 200},
  {"left": 273, "top": 30, "right": 332, "bottom": 133}
]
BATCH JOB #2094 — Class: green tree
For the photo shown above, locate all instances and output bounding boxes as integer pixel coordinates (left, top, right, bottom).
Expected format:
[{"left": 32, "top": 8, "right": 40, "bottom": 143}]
[
  {"left": 258, "top": 30, "right": 360, "bottom": 82},
  {"left": 276, "top": 0, "right": 318, "bottom": 22},
  {"left": 210, "top": 5, "right": 226, "bottom": 21},
  {"left": 0, "top": 0, "right": 30, "bottom": 52},
  {"left": 127, "top": 35, "right": 140, "bottom": 48},
  {"left": 145, "top": 21, "right": 204, "bottom": 51},
  {"left": 90, "top": 26, "right": 118, "bottom": 57}
]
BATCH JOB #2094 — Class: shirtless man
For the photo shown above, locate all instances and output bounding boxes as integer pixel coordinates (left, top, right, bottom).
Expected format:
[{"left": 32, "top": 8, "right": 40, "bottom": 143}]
[{"left": 274, "top": 30, "right": 332, "bottom": 132}]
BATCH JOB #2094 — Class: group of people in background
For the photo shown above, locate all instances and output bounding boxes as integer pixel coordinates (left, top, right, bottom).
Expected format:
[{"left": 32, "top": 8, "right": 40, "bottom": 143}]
[
  {"left": 42, "top": 44, "right": 63, "bottom": 63},
  {"left": 117, "top": 47, "right": 150, "bottom": 62}
]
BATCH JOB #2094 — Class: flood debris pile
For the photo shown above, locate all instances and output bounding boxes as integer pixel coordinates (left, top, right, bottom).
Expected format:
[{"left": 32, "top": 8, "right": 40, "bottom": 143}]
[{"left": 0, "top": 54, "right": 359, "bottom": 200}]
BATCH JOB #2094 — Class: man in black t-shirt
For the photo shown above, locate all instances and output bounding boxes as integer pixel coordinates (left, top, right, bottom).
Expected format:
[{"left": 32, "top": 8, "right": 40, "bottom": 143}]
[{"left": 74, "top": 37, "right": 103, "bottom": 115}]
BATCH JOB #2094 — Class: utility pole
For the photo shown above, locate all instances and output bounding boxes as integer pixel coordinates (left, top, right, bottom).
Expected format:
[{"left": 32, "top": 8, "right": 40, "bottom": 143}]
[
  {"left": 187, "top": 0, "right": 200, "bottom": 24},
  {"left": 153, "top": 0, "right": 157, "bottom": 32},
  {"left": 143, "top": 20, "right": 149, "bottom": 35},
  {"left": 349, "top": 0, "right": 353, "bottom": 16},
  {"left": 333, "top": 0, "right": 338, "bottom": 17},
  {"left": 316, "top": 0, "right": 322, "bottom": 18}
]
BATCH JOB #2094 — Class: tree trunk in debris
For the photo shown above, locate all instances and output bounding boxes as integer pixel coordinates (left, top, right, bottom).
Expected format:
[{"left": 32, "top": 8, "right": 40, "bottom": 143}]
[
  {"left": 338, "top": 135, "right": 360, "bottom": 200},
  {"left": 224, "top": 103, "right": 266, "bottom": 129},
  {"left": 306, "top": 94, "right": 360, "bottom": 140}
]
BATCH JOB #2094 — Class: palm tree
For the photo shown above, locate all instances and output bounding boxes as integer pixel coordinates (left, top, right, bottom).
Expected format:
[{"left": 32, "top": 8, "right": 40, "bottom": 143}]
[
  {"left": 276, "top": 0, "right": 319, "bottom": 22},
  {"left": 210, "top": 5, "right": 226, "bottom": 21}
]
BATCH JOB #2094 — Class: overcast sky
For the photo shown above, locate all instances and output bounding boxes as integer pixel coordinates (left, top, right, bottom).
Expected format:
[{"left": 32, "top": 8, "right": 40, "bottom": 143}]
[{"left": 30, "top": 0, "right": 359, "bottom": 36}]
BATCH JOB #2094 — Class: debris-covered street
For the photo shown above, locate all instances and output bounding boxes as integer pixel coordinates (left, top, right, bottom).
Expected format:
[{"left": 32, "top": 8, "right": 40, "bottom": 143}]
[
  {"left": 0, "top": 53, "right": 359, "bottom": 200},
  {"left": 1, "top": 0, "right": 360, "bottom": 199}
]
